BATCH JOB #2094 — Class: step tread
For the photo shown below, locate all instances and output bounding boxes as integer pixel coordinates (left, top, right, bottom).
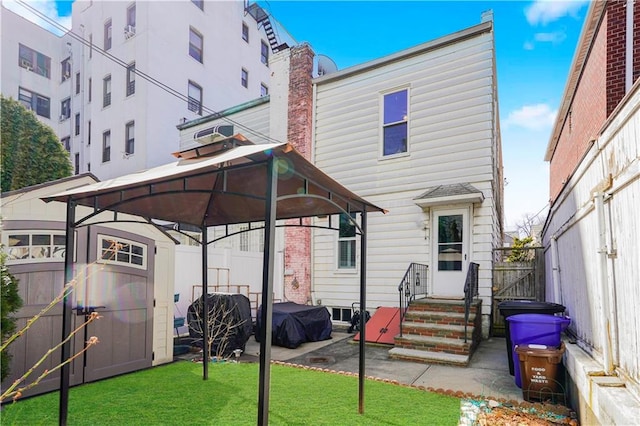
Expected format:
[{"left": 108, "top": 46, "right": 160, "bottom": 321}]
[
  {"left": 388, "top": 347, "right": 469, "bottom": 365},
  {"left": 405, "top": 310, "right": 476, "bottom": 320},
  {"left": 402, "top": 322, "right": 473, "bottom": 333},
  {"left": 395, "top": 333, "right": 471, "bottom": 347}
]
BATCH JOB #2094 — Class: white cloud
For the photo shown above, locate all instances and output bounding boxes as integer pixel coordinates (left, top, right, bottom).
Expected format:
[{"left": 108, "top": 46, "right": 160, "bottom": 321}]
[
  {"left": 534, "top": 31, "right": 567, "bottom": 44},
  {"left": 3, "top": 0, "right": 72, "bottom": 36},
  {"left": 525, "top": 0, "right": 590, "bottom": 26},
  {"left": 523, "top": 41, "right": 535, "bottom": 50},
  {"left": 504, "top": 104, "right": 557, "bottom": 131}
]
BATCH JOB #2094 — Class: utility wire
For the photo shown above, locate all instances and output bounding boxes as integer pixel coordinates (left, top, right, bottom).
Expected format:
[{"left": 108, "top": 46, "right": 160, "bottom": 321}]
[{"left": 15, "top": 0, "right": 284, "bottom": 145}]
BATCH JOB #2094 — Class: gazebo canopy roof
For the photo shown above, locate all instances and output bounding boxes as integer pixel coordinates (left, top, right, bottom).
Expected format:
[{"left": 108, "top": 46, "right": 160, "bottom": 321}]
[{"left": 43, "top": 134, "right": 385, "bottom": 226}]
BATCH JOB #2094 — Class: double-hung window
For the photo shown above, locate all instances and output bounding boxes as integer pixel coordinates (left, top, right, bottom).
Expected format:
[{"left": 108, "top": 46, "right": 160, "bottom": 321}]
[
  {"left": 382, "top": 88, "right": 409, "bottom": 156},
  {"left": 103, "top": 75, "right": 111, "bottom": 107},
  {"left": 126, "top": 62, "right": 135, "bottom": 96},
  {"left": 338, "top": 213, "right": 356, "bottom": 269},
  {"left": 260, "top": 40, "right": 269, "bottom": 65},
  {"left": 102, "top": 130, "right": 111, "bottom": 162},
  {"left": 75, "top": 72, "right": 81, "bottom": 94},
  {"left": 18, "top": 87, "right": 50, "bottom": 118},
  {"left": 241, "top": 68, "right": 248, "bottom": 88},
  {"left": 187, "top": 80, "right": 202, "bottom": 115},
  {"left": 104, "top": 19, "right": 112, "bottom": 50},
  {"left": 189, "top": 27, "right": 203, "bottom": 63},
  {"left": 242, "top": 22, "right": 249, "bottom": 42},
  {"left": 60, "top": 98, "right": 71, "bottom": 120},
  {"left": 125, "top": 121, "right": 135, "bottom": 155},
  {"left": 74, "top": 113, "right": 80, "bottom": 135}
]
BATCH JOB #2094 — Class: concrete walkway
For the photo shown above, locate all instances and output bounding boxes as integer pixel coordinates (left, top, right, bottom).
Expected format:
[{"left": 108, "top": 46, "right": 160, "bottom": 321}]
[{"left": 241, "top": 332, "right": 523, "bottom": 402}]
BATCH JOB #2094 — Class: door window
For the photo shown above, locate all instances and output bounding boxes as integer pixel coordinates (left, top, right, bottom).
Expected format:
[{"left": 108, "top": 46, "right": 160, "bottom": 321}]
[{"left": 437, "top": 214, "right": 463, "bottom": 271}]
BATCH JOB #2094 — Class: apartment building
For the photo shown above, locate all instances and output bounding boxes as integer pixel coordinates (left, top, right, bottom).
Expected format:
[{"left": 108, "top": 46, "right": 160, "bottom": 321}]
[{"left": 1, "top": 1, "right": 282, "bottom": 179}]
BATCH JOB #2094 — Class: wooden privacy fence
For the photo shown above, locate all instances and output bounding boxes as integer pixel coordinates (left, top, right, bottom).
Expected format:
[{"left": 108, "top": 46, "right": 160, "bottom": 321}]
[{"left": 492, "top": 247, "right": 545, "bottom": 336}]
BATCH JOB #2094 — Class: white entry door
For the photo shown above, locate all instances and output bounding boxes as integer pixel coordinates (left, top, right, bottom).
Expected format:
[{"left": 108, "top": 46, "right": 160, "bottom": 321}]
[{"left": 431, "top": 208, "right": 469, "bottom": 297}]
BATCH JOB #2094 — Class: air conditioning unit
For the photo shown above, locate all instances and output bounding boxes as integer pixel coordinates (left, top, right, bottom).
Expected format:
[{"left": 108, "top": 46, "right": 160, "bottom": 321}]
[
  {"left": 194, "top": 125, "right": 234, "bottom": 144},
  {"left": 124, "top": 25, "right": 136, "bottom": 39},
  {"left": 59, "top": 114, "right": 67, "bottom": 122},
  {"left": 20, "top": 58, "right": 33, "bottom": 70}
]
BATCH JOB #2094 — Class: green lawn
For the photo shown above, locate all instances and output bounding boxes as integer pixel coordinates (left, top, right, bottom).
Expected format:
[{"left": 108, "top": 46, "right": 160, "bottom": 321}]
[{"left": 2, "top": 361, "right": 461, "bottom": 425}]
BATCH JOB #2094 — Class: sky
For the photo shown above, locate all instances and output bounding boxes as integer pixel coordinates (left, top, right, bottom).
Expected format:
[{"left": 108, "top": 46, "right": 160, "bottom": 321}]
[{"left": 4, "top": 0, "right": 591, "bottom": 232}]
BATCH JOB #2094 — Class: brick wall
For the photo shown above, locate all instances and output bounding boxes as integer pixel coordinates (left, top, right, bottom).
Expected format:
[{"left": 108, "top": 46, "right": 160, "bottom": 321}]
[
  {"left": 606, "top": 0, "right": 627, "bottom": 116},
  {"left": 549, "top": 11, "right": 608, "bottom": 201},
  {"left": 284, "top": 44, "right": 314, "bottom": 304}
]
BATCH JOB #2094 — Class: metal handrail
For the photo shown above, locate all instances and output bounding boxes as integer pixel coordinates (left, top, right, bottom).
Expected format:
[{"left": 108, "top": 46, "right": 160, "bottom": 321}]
[
  {"left": 397, "top": 263, "right": 428, "bottom": 337},
  {"left": 463, "top": 262, "right": 480, "bottom": 343}
]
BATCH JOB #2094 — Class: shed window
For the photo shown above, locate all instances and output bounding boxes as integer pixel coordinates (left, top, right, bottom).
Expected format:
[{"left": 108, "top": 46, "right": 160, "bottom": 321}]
[
  {"left": 5, "top": 232, "right": 66, "bottom": 262},
  {"left": 98, "top": 235, "right": 147, "bottom": 269}
]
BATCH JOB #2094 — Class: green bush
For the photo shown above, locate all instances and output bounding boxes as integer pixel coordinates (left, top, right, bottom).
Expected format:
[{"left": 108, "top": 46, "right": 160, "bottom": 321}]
[{"left": 1, "top": 248, "right": 22, "bottom": 381}]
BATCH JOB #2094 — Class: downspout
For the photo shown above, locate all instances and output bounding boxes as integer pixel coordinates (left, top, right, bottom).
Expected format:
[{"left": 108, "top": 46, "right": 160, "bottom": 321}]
[
  {"left": 594, "top": 192, "right": 614, "bottom": 375},
  {"left": 550, "top": 236, "right": 562, "bottom": 305},
  {"left": 625, "top": 0, "right": 634, "bottom": 92}
]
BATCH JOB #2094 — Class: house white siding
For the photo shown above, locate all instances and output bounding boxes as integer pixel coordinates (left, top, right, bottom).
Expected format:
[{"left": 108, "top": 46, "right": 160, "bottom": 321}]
[{"left": 312, "top": 23, "right": 501, "bottom": 334}]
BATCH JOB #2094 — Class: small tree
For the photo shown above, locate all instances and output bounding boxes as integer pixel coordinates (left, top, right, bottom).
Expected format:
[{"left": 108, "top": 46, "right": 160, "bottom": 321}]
[
  {"left": 507, "top": 236, "right": 535, "bottom": 262},
  {"left": 1, "top": 95, "right": 72, "bottom": 192},
  {"left": 1, "top": 249, "right": 23, "bottom": 381}
]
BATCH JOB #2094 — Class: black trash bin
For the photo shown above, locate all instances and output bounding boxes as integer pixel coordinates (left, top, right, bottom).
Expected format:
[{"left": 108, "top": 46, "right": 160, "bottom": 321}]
[{"left": 498, "top": 300, "right": 565, "bottom": 375}]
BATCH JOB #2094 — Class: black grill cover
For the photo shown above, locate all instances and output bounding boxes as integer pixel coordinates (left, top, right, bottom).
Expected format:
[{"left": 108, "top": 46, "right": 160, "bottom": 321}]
[
  {"left": 187, "top": 293, "right": 252, "bottom": 356},
  {"left": 256, "top": 302, "right": 332, "bottom": 349}
]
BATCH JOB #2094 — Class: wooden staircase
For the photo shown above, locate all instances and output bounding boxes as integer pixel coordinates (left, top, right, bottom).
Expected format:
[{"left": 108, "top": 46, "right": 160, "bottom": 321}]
[{"left": 388, "top": 298, "right": 482, "bottom": 366}]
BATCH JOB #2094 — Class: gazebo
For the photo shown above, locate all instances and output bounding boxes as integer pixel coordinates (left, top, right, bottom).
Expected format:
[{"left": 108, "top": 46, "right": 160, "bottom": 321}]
[{"left": 44, "top": 135, "right": 385, "bottom": 425}]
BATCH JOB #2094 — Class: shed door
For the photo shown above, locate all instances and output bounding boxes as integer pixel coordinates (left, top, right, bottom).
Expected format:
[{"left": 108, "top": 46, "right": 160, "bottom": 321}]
[
  {"left": 431, "top": 208, "right": 469, "bottom": 297},
  {"left": 79, "top": 230, "right": 154, "bottom": 383}
]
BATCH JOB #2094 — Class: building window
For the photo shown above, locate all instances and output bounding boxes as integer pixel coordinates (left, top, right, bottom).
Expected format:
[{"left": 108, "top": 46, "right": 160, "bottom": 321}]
[
  {"left": 382, "top": 88, "right": 408, "bottom": 156},
  {"left": 187, "top": 80, "right": 202, "bottom": 115},
  {"left": 61, "top": 57, "right": 71, "bottom": 82},
  {"left": 126, "top": 63, "right": 135, "bottom": 96},
  {"left": 338, "top": 213, "right": 356, "bottom": 269},
  {"left": 18, "top": 44, "right": 51, "bottom": 78},
  {"left": 4, "top": 232, "right": 66, "bottom": 262},
  {"left": 242, "top": 22, "right": 249, "bottom": 42},
  {"left": 87, "top": 162, "right": 91, "bottom": 172},
  {"left": 61, "top": 136, "right": 70, "bottom": 152},
  {"left": 103, "top": 75, "right": 111, "bottom": 107},
  {"left": 102, "top": 130, "right": 111, "bottom": 162},
  {"left": 75, "top": 72, "right": 81, "bottom": 94},
  {"left": 88, "top": 120, "right": 91, "bottom": 145},
  {"left": 192, "top": 0, "right": 204, "bottom": 10},
  {"left": 260, "top": 83, "right": 268, "bottom": 97},
  {"left": 104, "top": 19, "right": 112, "bottom": 50},
  {"left": 331, "top": 307, "right": 352, "bottom": 323},
  {"left": 74, "top": 153, "right": 80, "bottom": 175},
  {"left": 89, "top": 34, "right": 93, "bottom": 58},
  {"left": 74, "top": 113, "right": 80, "bottom": 135},
  {"left": 189, "top": 27, "right": 203, "bottom": 63},
  {"left": 260, "top": 40, "right": 269, "bottom": 65},
  {"left": 88, "top": 77, "right": 92, "bottom": 102},
  {"left": 127, "top": 3, "right": 136, "bottom": 27},
  {"left": 60, "top": 98, "right": 71, "bottom": 120},
  {"left": 125, "top": 121, "right": 135, "bottom": 155},
  {"left": 18, "top": 87, "right": 50, "bottom": 118},
  {"left": 241, "top": 68, "right": 248, "bottom": 88},
  {"left": 98, "top": 235, "right": 147, "bottom": 269}
]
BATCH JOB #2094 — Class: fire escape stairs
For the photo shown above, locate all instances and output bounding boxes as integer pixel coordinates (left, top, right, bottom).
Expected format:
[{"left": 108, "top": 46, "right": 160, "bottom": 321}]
[{"left": 245, "top": 3, "right": 289, "bottom": 53}]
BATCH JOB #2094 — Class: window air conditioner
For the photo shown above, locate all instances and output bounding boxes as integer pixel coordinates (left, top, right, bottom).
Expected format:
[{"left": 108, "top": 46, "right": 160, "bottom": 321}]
[
  {"left": 20, "top": 58, "right": 33, "bottom": 70},
  {"left": 59, "top": 115, "right": 67, "bottom": 122},
  {"left": 124, "top": 25, "right": 136, "bottom": 39}
]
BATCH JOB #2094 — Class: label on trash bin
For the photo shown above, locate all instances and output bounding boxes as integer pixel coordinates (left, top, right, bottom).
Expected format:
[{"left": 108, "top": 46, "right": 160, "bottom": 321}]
[
  {"left": 530, "top": 366, "right": 549, "bottom": 384},
  {"left": 528, "top": 344, "right": 548, "bottom": 350}
]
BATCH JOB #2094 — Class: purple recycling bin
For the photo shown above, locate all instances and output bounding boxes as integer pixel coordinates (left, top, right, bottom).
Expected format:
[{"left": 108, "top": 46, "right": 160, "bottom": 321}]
[{"left": 506, "top": 313, "right": 570, "bottom": 388}]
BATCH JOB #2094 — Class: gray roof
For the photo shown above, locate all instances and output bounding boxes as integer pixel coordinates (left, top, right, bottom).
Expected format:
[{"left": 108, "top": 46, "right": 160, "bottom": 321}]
[{"left": 414, "top": 183, "right": 483, "bottom": 201}]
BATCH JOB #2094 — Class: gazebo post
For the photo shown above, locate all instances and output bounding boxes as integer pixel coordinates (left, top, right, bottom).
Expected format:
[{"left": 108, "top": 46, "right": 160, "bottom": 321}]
[
  {"left": 201, "top": 225, "right": 209, "bottom": 380},
  {"left": 59, "top": 200, "right": 76, "bottom": 426},
  {"left": 358, "top": 209, "right": 367, "bottom": 414},
  {"left": 257, "top": 156, "right": 277, "bottom": 426}
]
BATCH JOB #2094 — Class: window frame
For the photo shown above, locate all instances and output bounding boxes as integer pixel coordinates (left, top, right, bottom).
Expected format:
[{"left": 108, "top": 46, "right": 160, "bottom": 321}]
[
  {"left": 242, "top": 22, "right": 249, "bottom": 43},
  {"left": 88, "top": 77, "right": 92, "bottom": 102},
  {"left": 126, "top": 3, "right": 136, "bottom": 27},
  {"left": 18, "top": 87, "right": 50, "bottom": 118},
  {"left": 74, "top": 153, "right": 80, "bottom": 175},
  {"left": 104, "top": 19, "right": 112, "bottom": 51},
  {"left": 260, "top": 40, "right": 269, "bottom": 65},
  {"left": 75, "top": 72, "right": 81, "bottom": 94},
  {"left": 241, "top": 68, "right": 249, "bottom": 88},
  {"left": 3, "top": 231, "right": 68, "bottom": 264},
  {"left": 191, "top": 0, "right": 204, "bottom": 11},
  {"left": 97, "top": 234, "right": 147, "bottom": 270},
  {"left": 187, "top": 80, "right": 203, "bottom": 115},
  {"left": 61, "top": 57, "right": 71, "bottom": 82},
  {"left": 18, "top": 44, "right": 51, "bottom": 79},
  {"left": 74, "top": 112, "right": 80, "bottom": 136},
  {"left": 126, "top": 62, "right": 135, "bottom": 96},
  {"left": 88, "top": 120, "right": 91, "bottom": 145},
  {"left": 125, "top": 121, "right": 135, "bottom": 155},
  {"left": 380, "top": 87, "right": 410, "bottom": 158},
  {"left": 337, "top": 213, "right": 357, "bottom": 270},
  {"left": 102, "top": 130, "right": 111, "bottom": 163},
  {"left": 260, "top": 83, "right": 268, "bottom": 97},
  {"left": 103, "top": 75, "right": 112, "bottom": 107},
  {"left": 60, "top": 97, "right": 71, "bottom": 120},
  {"left": 189, "top": 27, "right": 203, "bottom": 63},
  {"left": 61, "top": 136, "right": 71, "bottom": 152}
]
